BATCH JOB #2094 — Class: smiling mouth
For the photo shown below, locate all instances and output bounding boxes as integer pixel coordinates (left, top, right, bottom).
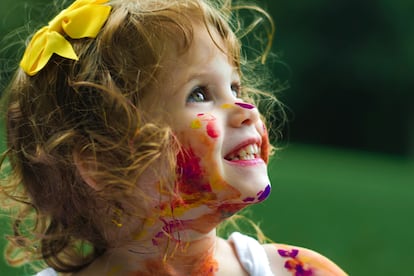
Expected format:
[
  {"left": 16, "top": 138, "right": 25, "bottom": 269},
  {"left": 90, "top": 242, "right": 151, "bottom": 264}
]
[{"left": 224, "top": 143, "right": 261, "bottom": 161}]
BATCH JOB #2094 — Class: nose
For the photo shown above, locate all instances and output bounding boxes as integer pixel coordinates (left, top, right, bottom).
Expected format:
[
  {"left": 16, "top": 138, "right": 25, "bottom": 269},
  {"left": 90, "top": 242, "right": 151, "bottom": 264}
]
[{"left": 228, "top": 101, "right": 260, "bottom": 127}]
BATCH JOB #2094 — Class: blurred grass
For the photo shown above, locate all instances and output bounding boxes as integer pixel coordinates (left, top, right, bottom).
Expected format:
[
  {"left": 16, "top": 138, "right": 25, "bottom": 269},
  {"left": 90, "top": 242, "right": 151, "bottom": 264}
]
[{"left": 1, "top": 143, "right": 413, "bottom": 275}]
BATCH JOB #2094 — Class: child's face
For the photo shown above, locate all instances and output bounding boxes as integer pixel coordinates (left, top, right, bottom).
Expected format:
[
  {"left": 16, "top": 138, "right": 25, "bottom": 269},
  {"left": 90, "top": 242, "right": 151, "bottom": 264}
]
[{"left": 147, "top": 23, "right": 271, "bottom": 208}]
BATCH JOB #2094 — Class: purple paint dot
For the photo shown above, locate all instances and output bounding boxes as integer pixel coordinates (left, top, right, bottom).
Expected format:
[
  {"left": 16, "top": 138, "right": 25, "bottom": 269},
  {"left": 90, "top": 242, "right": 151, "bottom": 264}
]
[
  {"left": 235, "top": 102, "right": 255, "bottom": 109},
  {"left": 257, "top": 184, "right": 271, "bottom": 201},
  {"left": 243, "top": 197, "right": 255, "bottom": 202},
  {"left": 278, "top": 249, "right": 290, "bottom": 257},
  {"left": 278, "top": 248, "right": 299, "bottom": 258}
]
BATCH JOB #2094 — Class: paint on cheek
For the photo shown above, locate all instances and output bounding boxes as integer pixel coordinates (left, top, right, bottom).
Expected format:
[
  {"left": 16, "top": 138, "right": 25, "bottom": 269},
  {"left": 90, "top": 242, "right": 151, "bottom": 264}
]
[
  {"left": 191, "top": 119, "right": 202, "bottom": 129},
  {"left": 235, "top": 102, "right": 255, "bottom": 109},
  {"left": 176, "top": 149, "right": 212, "bottom": 194},
  {"left": 257, "top": 184, "right": 271, "bottom": 201},
  {"left": 193, "top": 113, "right": 220, "bottom": 139},
  {"left": 198, "top": 113, "right": 215, "bottom": 120},
  {"left": 220, "top": 103, "right": 232, "bottom": 109},
  {"left": 206, "top": 121, "right": 219, "bottom": 138},
  {"left": 261, "top": 126, "right": 270, "bottom": 164}
]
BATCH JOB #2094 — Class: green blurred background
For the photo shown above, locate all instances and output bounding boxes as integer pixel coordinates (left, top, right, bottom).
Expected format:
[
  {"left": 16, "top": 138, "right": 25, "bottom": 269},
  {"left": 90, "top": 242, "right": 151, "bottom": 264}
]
[{"left": 1, "top": 0, "right": 413, "bottom": 275}]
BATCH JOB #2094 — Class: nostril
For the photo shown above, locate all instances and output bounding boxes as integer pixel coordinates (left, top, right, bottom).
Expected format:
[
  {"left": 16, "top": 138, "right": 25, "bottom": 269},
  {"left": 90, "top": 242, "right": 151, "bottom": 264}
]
[{"left": 241, "top": 118, "right": 253, "bottom": 125}]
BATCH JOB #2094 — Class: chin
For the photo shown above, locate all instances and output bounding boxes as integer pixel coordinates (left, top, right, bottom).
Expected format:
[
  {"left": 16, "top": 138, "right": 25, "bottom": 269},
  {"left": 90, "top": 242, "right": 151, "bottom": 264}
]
[
  {"left": 222, "top": 174, "right": 272, "bottom": 205},
  {"left": 239, "top": 182, "right": 272, "bottom": 204},
  {"left": 221, "top": 161, "right": 271, "bottom": 200}
]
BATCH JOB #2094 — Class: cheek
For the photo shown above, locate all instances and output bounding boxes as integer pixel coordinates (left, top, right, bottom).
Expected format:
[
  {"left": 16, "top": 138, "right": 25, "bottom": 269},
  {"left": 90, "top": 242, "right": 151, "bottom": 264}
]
[
  {"left": 175, "top": 114, "right": 221, "bottom": 193},
  {"left": 176, "top": 148, "right": 212, "bottom": 194},
  {"left": 174, "top": 114, "right": 241, "bottom": 198},
  {"left": 187, "top": 114, "right": 221, "bottom": 153},
  {"left": 206, "top": 121, "right": 219, "bottom": 138},
  {"left": 175, "top": 148, "right": 242, "bottom": 205}
]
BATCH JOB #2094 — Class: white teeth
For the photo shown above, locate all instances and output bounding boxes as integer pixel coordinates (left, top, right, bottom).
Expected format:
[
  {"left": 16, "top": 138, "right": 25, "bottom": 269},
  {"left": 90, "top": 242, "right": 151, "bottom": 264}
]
[{"left": 227, "top": 143, "right": 261, "bottom": 161}]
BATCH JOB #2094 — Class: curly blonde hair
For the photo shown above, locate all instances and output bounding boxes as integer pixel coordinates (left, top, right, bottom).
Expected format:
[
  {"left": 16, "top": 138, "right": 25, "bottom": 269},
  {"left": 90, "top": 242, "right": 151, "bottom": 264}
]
[{"left": 0, "top": 0, "right": 281, "bottom": 273}]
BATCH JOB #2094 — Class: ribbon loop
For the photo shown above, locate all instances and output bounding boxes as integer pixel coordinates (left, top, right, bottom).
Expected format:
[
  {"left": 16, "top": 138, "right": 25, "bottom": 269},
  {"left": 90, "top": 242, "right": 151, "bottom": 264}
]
[{"left": 20, "top": 0, "right": 111, "bottom": 76}]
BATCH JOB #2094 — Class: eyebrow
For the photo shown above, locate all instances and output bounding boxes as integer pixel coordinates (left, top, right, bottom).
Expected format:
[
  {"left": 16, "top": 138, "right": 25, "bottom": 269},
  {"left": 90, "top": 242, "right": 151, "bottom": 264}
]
[
  {"left": 172, "top": 69, "right": 240, "bottom": 97},
  {"left": 187, "top": 67, "right": 240, "bottom": 85}
]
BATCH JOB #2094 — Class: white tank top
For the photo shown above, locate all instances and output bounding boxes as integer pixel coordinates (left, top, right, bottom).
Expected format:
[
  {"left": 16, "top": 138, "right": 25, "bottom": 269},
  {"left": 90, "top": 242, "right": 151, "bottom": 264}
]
[{"left": 228, "top": 232, "right": 274, "bottom": 276}]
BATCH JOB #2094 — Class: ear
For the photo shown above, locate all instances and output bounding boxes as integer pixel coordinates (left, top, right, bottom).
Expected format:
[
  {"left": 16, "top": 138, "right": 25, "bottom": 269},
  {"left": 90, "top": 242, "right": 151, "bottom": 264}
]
[{"left": 73, "top": 151, "right": 99, "bottom": 190}]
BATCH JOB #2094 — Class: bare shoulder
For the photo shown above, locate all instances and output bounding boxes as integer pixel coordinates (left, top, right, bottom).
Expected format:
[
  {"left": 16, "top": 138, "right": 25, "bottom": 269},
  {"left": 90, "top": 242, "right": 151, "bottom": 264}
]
[{"left": 262, "top": 243, "right": 348, "bottom": 276}]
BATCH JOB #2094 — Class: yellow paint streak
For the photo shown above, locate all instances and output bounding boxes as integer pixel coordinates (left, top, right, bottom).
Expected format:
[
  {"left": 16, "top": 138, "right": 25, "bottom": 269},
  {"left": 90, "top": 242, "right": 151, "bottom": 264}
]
[
  {"left": 221, "top": 103, "right": 233, "bottom": 109},
  {"left": 191, "top": 119, "right": 202, "bottom": 129}
]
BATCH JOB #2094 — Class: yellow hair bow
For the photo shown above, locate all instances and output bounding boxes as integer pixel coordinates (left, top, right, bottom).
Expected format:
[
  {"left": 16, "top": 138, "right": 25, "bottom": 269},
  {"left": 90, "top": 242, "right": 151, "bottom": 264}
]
[{"left": 20, "top": 0, "right": 112, "bottom": 76}]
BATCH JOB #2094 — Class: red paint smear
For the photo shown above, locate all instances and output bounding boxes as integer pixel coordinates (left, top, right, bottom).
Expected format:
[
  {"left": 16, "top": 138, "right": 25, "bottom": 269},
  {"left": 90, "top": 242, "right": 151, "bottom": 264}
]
[
  {"left": 176, "top": 148, "right": 212, "bottom": 194},
  {"left": 261, "top": 126, "right": 270, "bottom": 164},
  {"left": 206, "top": 121, "right": 219, "bottom": 138}
]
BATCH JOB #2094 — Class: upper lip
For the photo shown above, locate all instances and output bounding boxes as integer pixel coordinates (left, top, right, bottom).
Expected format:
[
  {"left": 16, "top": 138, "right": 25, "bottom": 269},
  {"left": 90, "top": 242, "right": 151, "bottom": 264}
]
[{"left": 224, "top": 137, "right": 262, "bottom": 160}]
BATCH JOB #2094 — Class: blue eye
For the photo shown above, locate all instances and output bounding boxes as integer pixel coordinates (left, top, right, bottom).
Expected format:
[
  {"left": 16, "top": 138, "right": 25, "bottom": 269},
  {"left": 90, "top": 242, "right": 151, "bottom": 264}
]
[
  {"left": 187, "top": 86, "right": 210, "bottom": 103},
  {"left": 231, "top": 83, "right": 241, "bottom": 98}
]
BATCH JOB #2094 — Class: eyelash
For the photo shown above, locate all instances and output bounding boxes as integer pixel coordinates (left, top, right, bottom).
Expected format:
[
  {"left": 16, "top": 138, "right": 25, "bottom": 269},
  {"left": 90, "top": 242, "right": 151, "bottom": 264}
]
[{"left": 186, "top": 82, "right": 242, "bottom": 104}]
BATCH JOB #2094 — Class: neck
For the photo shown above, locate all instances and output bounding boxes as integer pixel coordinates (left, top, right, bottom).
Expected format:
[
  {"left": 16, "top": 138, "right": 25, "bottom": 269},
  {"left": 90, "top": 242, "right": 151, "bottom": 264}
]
[
  {"left": 103, "top": 231, "right": 218, "bottom": 275},
  {"left": 99, "top": 202, "right": 236, "bottom": 275},
  {"left": 92, "top": 168, "right": 249, "bottom": 276}
]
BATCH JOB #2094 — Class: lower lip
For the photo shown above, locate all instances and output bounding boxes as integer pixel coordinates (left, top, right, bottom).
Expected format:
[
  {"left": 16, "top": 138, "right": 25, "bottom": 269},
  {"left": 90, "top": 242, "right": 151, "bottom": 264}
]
[{"left": 224, "top": 158, "right": 265, "bottom": 167}]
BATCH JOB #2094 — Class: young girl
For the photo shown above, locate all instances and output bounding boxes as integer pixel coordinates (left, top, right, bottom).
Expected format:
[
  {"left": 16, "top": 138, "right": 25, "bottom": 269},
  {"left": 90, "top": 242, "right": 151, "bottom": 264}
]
[{"left": 1, "top": 0, "right": 347, "bottom": 275}]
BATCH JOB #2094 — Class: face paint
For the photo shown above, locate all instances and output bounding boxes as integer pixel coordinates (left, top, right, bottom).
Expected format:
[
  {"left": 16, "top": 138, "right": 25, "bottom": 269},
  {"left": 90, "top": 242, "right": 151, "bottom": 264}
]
[
  {"left": 257, "top": 184, "right": 271, "bottom": 201},
  {"left": 175, "top": 145, "right": 241, "bottom": 205},
  {"left": 235, "top": 102, "right": 255, "bottom": 109},
  {"left": 190, "top": 114, "right": 220, "bottom": 139},
  {"left": 220, "top": 103, "right": 233, "bottom": 109},
  {"left": 191, "top": 119, "right": 202, "bottom": 129},
  {"left": 147, "top": 134, "right": 249, "bottom": 246},
  {"left": 261, "top": 124, "right": 270, "bottom": 164},
  {"left": 206, "top": 121, "right": 219, "bottom": 138},
  {"left": 241, "top": 184, "right": 271, "bottom": 203},
  {"left": 176, "top": 148, "right": 212, "bottom": 195},
  {"left": 242, "top": 197, "right": 255, "bottom": 202}
]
